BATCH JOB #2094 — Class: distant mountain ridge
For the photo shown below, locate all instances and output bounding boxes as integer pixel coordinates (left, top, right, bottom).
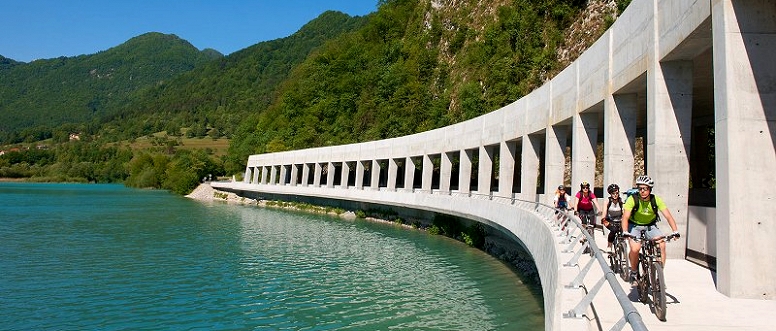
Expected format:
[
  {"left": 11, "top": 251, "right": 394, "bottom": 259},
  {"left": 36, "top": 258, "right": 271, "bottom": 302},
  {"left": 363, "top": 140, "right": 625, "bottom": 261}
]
[{"left": 0, "top": 32, "right": 222, "bottom": 135}]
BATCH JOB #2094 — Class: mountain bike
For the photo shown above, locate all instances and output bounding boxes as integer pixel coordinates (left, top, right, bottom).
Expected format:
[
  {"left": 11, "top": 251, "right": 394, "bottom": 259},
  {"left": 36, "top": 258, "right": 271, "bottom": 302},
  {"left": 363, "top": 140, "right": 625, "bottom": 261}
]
[
  {"left": 606, "top": 221, "right": 629, "bottom": 280},
  {"left": 624, "top": 230, "right": 679, "bottom": 321}
]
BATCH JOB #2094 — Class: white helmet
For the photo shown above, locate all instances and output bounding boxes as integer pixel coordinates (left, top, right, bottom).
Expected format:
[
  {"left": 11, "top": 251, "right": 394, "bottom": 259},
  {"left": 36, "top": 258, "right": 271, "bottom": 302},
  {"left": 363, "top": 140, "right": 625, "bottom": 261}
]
[{"left": 635, "top": 175, "right": 654, "bottom": 188}]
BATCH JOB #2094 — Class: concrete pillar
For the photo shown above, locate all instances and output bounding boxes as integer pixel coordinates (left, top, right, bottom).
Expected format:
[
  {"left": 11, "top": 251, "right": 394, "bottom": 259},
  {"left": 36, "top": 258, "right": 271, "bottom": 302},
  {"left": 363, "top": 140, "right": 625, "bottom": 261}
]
[
  {"left": 422, "top": 154, "right": 433, "bottom": 192},
  {"left": 301, "top": 164, "right": 310, "bottom": 186},
  {"left": 712, "top": 0, "right": 776, "bottom": 299},
  {"left": 269, "top": 166, "right": 277, "bottom": 185},
  {"left": 404, "top": 157, "right": 416, "bottom": 190},
  {"left": 371, "top": 160, "right": 381, "bottom": 190},
  {"left": 521, "top": 134, "right": 541, "bottom": 200},
  {"left": 341, "top": 162, "right": 351, "bottom": 188},
  {"left": 388, "top": 158, "right": 398, "bottom": 190},
  {"left": 279, "top": 165, "right": 288, "bottom": 185},
  {"left": 355, "top": 161, "right": 365, "bottom": 189},
  {"left": 243, "top": 167, "right": 251, "bottom": 183},
  {"left": 604, "top": 93, "right": 638, "bottom": 189},
  {"left": 459, "top": 149, "right": 473, "bottom": 194},
  {"left": 440, "top": 152, "right": 453, "bottom": 192},
  {"left": 571, "top": 112, "right": 599, "bottom": 191},
  {"left": 290, "top": 164, "right": 299, "bottom": 186},
  {"left": 478, "top": 145, "right": 494, "bottom": 195},
  {"left": 647, "top": 59, "right": 693, "bottom": 259},
  {"left": 545, "top": 125, "right": 568, "bottom": 194},
  {"left": 313, "top": 163, "right": 322, "bottom": 187},
  {"left": 326, "top": 162, "right": 335, "bottom": 188},
  {"left": 498, "top": 141, "right": 517, "bottom": 198},
  {"left": 253, "top": 167, "right": 264, "bottom": 185}
]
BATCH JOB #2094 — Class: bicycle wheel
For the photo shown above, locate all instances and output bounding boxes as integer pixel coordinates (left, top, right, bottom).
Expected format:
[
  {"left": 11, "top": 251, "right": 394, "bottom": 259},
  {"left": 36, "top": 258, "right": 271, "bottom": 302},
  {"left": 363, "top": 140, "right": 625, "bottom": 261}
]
[
  {"left": 616, "top": 240, "right": 630, "bottom": 280},
  {"left": 609, "top": 250, "right": 619, "bottom": 273},
  {"left": 651, "top": 261, "right": 667, "bottom": 321},
  {"left": 637, "top": 262, "right": 649, "bottom": 304}
]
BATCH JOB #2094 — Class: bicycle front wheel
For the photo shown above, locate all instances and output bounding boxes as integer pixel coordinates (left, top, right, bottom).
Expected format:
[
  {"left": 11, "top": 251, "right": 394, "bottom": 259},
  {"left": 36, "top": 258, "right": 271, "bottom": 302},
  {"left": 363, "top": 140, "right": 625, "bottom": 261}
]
[
  {"left": 638, "top": 262, "right": 649, "bottom": 304},
  {"left": 616, "top": 240, "right": 630, "bottom": 280},
  {"left": 651, "top": 261, "right": 667, "bottom": 321}
]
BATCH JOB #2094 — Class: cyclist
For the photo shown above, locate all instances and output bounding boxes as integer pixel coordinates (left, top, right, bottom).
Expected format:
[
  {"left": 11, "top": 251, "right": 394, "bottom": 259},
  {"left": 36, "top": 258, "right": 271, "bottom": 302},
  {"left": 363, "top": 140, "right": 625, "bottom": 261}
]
[
  {"left": 574, "top": 181, "right": 601, "bottom": 229},
  {"left": 554, "top": 185, "right": 571, "bottom": 210},
  {"left": 602, "top": 183, "right": 623, "bottom": 252},
  {"left": 621, "top": 175, "right": 680, "bottom": 281}
]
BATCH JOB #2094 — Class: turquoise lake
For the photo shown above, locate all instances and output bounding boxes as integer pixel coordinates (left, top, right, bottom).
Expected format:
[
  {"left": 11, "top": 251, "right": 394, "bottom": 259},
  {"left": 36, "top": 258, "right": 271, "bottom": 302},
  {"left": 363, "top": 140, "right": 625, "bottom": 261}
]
[{"left": 0, "top": 182, "right": 543, "bottom": 330}]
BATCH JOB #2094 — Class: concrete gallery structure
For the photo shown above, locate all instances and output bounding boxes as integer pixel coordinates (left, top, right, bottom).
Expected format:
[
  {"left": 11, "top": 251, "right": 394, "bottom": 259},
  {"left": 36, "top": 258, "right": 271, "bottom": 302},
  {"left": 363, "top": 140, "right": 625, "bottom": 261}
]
[{"left": 213, "top": 0, "right": 776, "bottom": 329}]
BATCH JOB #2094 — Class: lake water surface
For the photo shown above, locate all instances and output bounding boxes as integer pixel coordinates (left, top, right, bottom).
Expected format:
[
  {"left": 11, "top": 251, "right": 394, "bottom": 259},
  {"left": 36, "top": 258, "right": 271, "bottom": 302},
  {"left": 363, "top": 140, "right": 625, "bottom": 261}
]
[{"left": 0, "top": 182, "right": 543, "bottom": 330}]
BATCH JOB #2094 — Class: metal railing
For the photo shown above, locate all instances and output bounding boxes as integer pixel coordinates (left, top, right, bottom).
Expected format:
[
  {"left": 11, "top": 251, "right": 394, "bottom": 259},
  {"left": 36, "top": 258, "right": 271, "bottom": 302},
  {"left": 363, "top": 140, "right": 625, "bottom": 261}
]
[{"left": 421, "top": 189, "right": 649, "bottom": 331}]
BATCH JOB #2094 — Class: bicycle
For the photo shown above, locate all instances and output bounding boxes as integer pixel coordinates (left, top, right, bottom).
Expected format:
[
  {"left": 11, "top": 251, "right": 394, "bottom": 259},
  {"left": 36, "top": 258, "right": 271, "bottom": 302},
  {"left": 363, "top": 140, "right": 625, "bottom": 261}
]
[
  {"left": 624, "top": 230, "right": 679, "bottom": 321},
  {"left": 577, "top": 209, "right": 596, "bottom": 256},
  {"left": 606, "top": 221, "right": 629, "bottom": 280}
]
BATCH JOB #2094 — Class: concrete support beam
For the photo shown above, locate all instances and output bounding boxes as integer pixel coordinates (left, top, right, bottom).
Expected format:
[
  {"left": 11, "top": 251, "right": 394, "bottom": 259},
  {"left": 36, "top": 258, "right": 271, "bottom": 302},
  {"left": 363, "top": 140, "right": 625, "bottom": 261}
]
[
  {"left": 341, "top": 162, "right": 351, "bottom": 188},
  {"left": 313, "top": 163, "right": 322, "bottom": 187},
  {"left": 279, "top": 165, "right": 288, "bottom": 185},
  {"left": 355, "top": 161, "right": 365, "bottom": 190},
  {"left": 459, "top": 150, "right": 473, "bottom": 194},
  {"left": 604, "top": 93, "right": 638, "bottom": 188},
  {"left": 478, "top": 145, "right": 494, "bottom": 195},
  {"left": 712, "top": 0, "right": 776, "bottom": 299},
  {"left": 498, "top": 141, "right": 517, "bottom": 198},
  {"left": 300, "top": 164, "right": 309, "bottom": 186},
  {"left": 269, "top": 166, "right": 278, "bottom": 185},
  {"left": 326, "top": 163, "right": 335, "bottom": 188},
  {"left": 422, "top": 154, "right": 433, "bottom": 192},
  {"left": 404, "top": 157, "right": 416, "bottom": 190},
  {"left": 440, "top": 152, "right": 453, "bottom": 192},
  {"left": 545, "top": 125, "right": 568, "bottom": 194},
  {"left": 371, "top": 160, "right": 381, "bottom": 190},
  {"left": 521, "top": 134, "right": 541, "bottom": 200},
  {"left": 572, "top": 112, "right": 599, "bottom": 190},
  {"left": 244, "top": 167, "right": 251, "bottom": 184},
  {"left": 647, "top": 60, "right": 693, "bottom": 259},
  {"left": 289, "top": 165, "right": 297, "bottom": 186},
  {"left": 388, "top": 158, "right": 398, "bottom": 190}
]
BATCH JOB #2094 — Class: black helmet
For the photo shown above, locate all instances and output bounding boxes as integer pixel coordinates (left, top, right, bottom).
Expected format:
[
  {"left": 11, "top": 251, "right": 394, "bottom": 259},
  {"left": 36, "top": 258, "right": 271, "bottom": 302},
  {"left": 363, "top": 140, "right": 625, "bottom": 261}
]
[
  {"left": 607, "top": 183, "right": 619, "bottom": 194},
  {"left": 558, "top": 185, "right": 565, "bottom": 190},
  {"left": 580, "top": 181, "right": 590, "bottom": 188}
]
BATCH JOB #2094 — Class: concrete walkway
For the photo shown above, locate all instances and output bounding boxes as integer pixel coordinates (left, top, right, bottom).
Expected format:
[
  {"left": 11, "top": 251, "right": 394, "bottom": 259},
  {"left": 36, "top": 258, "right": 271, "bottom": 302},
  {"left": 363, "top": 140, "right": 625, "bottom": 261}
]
[{"left": 586, "top": 233, "right": 776, "bottom": 330}]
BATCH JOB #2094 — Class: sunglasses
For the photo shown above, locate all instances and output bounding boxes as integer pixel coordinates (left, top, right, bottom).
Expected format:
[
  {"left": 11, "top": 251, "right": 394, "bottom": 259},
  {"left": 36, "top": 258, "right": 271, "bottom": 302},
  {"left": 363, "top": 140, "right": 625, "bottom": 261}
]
[{"left": 638, "top": 186, "right": 650, "bottom": 191}]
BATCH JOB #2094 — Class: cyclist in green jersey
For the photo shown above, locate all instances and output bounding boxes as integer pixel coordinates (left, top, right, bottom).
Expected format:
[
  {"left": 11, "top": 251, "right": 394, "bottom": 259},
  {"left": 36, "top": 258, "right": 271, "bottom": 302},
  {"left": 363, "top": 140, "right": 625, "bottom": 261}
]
[{"left": 621, "top": 175, "right": 680, "bottom": 281}]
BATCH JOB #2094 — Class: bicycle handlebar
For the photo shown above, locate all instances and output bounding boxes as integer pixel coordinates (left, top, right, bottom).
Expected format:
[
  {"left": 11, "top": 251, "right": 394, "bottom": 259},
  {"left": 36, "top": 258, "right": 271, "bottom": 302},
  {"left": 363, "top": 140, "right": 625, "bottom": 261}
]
[{"left": 622, "top": 232, "right": 679, "bottom": 242}]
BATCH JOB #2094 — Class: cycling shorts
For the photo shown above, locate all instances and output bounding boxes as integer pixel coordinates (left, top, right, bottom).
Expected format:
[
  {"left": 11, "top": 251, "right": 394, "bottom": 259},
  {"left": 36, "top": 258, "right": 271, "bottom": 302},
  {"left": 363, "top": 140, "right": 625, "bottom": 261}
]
[{"left": 627, "top": 222, "right": 664, "bottom": 240}]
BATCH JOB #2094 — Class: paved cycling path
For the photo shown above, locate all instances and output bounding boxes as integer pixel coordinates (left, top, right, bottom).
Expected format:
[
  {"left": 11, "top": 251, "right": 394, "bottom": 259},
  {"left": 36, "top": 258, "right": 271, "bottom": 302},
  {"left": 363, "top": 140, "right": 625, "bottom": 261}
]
[{"left": 586, "top": 234, "right": 776, "bottom": 330}]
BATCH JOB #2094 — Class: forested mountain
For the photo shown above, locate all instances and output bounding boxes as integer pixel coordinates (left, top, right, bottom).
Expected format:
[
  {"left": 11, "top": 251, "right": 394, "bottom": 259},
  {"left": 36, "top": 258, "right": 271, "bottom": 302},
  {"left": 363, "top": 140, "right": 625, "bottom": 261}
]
[
  {"left": 1, "top": 0, "right": 628, "bottom": 193},
  {"left": 0, "top": 33, "right": 222, "bottom": 142},
  {"left": 103, "top": 11, "right": 369, "bottom": 144}
]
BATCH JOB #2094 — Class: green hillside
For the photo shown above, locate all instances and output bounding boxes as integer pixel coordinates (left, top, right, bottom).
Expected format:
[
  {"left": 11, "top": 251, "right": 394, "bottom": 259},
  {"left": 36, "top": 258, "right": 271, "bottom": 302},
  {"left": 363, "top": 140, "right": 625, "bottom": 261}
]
[
  {"left": 0, "top": 33, "right": 221, "bottom": 141},
  {"left": 1, "top": 0, "right": 627, "bottom": 194}
]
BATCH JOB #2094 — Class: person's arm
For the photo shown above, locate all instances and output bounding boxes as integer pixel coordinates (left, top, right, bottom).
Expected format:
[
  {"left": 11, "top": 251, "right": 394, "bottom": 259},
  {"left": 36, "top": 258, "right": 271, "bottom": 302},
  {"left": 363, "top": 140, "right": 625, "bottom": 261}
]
[
  {"left": 660, "top": 208, "right": 679, "bottom": 234},
  {"left": 621, "top": 198, "right": 632, "bottom": 234}
]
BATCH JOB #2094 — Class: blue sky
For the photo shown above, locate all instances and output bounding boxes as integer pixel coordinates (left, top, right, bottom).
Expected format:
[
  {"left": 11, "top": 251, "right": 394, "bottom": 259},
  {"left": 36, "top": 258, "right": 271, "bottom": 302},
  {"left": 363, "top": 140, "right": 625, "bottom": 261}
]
[{"left": 0, "top": 0, "right": 378, "bottom": 63}]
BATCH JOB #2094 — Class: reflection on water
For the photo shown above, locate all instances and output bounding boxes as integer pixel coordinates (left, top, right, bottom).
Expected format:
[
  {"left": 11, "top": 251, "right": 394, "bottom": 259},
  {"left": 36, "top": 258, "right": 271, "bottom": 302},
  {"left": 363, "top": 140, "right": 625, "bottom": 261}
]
[{"left": 0, "top": 183, "right": 542, "bottom": 330}]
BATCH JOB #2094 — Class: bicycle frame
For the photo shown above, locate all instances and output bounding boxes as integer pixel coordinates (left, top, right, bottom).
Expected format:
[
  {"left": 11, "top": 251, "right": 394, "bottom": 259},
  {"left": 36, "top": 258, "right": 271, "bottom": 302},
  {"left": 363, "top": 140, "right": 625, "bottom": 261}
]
[{"left": 631, "top": 229, "right": 674, "bottom": 321}]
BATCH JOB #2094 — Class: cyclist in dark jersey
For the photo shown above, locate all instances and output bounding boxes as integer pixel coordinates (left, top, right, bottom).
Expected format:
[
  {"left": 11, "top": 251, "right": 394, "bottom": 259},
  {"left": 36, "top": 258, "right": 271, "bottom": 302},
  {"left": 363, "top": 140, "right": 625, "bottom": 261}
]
[{"left": 602, "top": 183, "right": 624, "bottom": 251}]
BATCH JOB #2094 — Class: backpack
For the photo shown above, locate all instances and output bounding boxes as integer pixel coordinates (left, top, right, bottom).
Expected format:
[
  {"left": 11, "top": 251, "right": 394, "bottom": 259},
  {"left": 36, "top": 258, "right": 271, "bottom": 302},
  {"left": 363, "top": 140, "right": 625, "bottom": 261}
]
[{"left": 625, "top": 192, "right": 660, "bottom": 223}]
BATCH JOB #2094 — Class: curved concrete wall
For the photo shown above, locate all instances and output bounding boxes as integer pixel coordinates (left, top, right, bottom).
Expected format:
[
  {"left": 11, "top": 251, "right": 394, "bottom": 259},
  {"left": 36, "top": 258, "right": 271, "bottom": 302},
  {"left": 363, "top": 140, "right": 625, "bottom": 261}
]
[{"left": 218, "top": 0, "right": 776, "bottom": 328}]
